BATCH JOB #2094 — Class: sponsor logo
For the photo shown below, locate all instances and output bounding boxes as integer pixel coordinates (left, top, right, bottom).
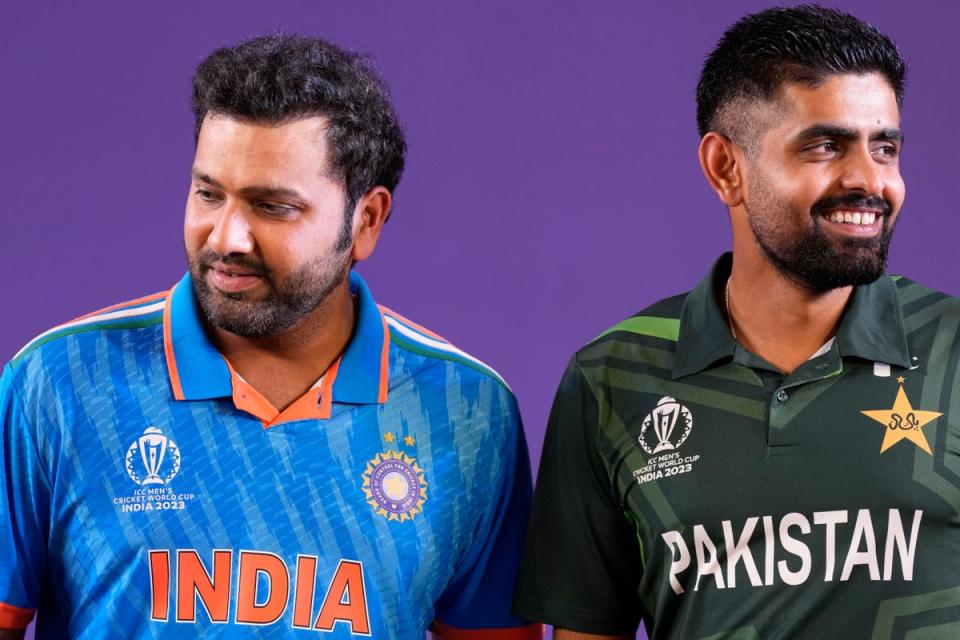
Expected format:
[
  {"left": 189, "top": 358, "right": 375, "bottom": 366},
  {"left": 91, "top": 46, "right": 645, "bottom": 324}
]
[
  {"left": 634, "top": 397, "right": 699, "bottom": 485},
  {"left": 113, "top": 427, "right": 195, "bottom": 513},
  {"left": 362, "top": 451, "right": 428, "bottom": 522},
  {"left": 861, "top": 377, "right": 942, "bottom": 455}
]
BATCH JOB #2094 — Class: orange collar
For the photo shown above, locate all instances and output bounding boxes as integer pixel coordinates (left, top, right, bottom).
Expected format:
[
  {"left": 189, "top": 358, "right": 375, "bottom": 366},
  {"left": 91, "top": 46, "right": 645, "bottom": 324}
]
[{"left": 163, "top": 271, "right": 389, "bottom": 425}]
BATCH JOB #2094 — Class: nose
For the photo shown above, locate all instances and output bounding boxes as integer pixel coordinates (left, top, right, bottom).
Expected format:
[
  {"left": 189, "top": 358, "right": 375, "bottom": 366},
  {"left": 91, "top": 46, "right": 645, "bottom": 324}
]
[
  {"left": 839, "top": 145, "right": 885, "bottom": 195},
  {"left": 206, "top": 201, "right": 254, "bottom": 256}
]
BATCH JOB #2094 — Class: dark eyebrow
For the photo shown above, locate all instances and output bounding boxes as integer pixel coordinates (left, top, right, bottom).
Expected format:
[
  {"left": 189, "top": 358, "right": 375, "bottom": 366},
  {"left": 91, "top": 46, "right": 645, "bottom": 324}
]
[
  {"left": 793, "top": 125, "right": 859, "bottom": 143},
  {"left": 793, "top": 124, "right": 904, "bottom": 144},
  {"left": 191, "top": 168, "right": 306, "bottom": 202},
  {"left": 237, "top": 185, "right": 305, "bottom": 202},
  {"left": 191, "top": 168, "right": 224, "bottom": 189},
  {"left": 871, "top": 128, "right": 904, "bottom": 143}
]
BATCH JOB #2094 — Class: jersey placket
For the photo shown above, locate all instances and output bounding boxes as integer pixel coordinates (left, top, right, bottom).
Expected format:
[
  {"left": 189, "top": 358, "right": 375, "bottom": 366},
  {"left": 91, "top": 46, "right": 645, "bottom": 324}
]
[{"left": 733, "top": 342, "right": 844, "bottom": 452}]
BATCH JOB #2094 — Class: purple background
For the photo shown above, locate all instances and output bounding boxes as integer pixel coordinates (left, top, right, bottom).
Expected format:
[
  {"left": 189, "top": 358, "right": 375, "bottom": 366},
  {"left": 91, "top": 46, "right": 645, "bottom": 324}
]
[{"left": 2, "top": 2, "right": 957, "bottom": 638}]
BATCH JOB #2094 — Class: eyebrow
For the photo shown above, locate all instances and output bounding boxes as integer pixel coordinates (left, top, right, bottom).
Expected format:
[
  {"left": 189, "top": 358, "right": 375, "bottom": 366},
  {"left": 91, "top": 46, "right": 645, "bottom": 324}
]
[
  {"left": 793, "top": 124, "right": 904, "bottom": 144},
  {"left": 191, "top": 168, "right": 306, "bottom": 201},
  {"left": 191, "top": 169, "right": 224, "bottom": 189}
]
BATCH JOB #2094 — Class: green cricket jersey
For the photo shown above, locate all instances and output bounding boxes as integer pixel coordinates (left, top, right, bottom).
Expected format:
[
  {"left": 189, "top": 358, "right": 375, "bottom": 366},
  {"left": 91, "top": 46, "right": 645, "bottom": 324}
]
[{"left": 514, "top": 253, "right": 960, "bottom": 639}]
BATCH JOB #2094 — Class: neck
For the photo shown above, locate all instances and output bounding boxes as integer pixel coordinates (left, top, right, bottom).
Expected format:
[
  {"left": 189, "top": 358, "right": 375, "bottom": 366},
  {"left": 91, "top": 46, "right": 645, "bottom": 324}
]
[
  {"left": 209, "top": 281, "right": 356, "bottom": 411},
  {"left": 726, "top": 252, "right": 851, "bottom": 375}
]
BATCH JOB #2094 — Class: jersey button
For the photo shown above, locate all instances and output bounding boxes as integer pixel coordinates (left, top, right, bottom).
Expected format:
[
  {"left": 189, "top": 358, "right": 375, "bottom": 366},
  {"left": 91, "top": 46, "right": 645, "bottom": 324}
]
[{"left": 776, "top": 389, "right": 789, "bottom": 402}]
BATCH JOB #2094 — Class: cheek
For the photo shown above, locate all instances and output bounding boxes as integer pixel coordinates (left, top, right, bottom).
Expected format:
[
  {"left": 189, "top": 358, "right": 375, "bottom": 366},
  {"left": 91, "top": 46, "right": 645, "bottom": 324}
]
[
  {"left": 887, "top": 175, "right": 906, "bottom": 211},
  {"left": 266, "top": 240, "right": 309, "bottom": 272},
  {"left": 779, "top": 172, "right": 834, "bottom": 217},
  {"left": 183, "top": 204, "right": 207, "bottom": 255}
]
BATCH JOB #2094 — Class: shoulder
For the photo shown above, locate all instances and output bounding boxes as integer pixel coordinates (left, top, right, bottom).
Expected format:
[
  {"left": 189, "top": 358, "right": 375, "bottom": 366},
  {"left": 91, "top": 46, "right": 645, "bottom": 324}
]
[
  {"left": 574, "top": 292, "right": 688, "bottom": 378},
  {"left": 380, "top": 305, "right": 514, "bottom": 400},
  {"left": 7, "top": 290, "right": 168, "bottom": 377},
  {"left": 893, "top": 275, "right": 960, "bottom": 320},
  {"left": 381, "top": 306, "right": 510, "bottom": 391}
]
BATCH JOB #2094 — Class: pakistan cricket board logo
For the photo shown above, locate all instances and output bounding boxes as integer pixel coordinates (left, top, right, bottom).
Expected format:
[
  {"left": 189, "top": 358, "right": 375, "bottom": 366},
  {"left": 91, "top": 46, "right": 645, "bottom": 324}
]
[
  {"left": 639, "top": 396, "right": 693, "bottom": 455},
  {"left": 125, "top": 426, "right": 181, "bottom": 486}
]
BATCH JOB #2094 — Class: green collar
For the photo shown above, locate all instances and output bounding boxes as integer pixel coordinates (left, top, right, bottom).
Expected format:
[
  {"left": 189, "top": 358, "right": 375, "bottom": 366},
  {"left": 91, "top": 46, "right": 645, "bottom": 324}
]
[{"left": 672, "top": 253, "right": 912, "bottom": 380}]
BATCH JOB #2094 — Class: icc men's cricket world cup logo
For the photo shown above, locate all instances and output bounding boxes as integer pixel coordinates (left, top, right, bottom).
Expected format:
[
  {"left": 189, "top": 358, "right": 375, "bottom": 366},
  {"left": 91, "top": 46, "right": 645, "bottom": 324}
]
[
  {"left": 639, "top": 396, "right": 694, "bottom": 455},
  {"left": 125, "top": 426, "right": 181, "bottom": 486}
]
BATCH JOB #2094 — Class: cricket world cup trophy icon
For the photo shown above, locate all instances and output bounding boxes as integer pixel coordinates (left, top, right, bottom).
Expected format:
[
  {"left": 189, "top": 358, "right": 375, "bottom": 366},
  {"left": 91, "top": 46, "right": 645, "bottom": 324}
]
[
  {"left": 125, "top": 426, "right": 181, "bottom": 487},
  {"left": 639, "top": 396, "right": 694, "bottom": 455}
]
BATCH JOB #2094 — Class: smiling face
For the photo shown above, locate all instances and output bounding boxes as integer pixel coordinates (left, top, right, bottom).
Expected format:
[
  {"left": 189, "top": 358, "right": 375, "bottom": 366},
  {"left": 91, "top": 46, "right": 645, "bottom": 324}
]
[
  {"left": 184, "top": 114, "right": 355, "bottom": 338},
  {"left": 739, "top": 72, "right": 905, "bottom": 293}
]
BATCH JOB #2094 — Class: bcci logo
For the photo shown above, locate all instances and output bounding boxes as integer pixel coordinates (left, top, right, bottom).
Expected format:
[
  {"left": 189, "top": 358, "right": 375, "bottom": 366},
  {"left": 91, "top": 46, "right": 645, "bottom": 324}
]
[
  {"left": 362, "top": 451, "right": 427, "bottom": 522},
  {"left": 638, "top": 396, "right": 693, "bottom": 455},
  {"left": 125, "top": 427, "right": 181, "bottom": 486}
]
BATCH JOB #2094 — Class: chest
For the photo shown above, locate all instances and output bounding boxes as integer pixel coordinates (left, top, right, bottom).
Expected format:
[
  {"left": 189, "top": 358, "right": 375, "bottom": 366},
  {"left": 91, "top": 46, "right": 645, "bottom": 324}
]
[
  {"left": 602, "top": 362, "right": 960, "bottom": 554},
  {"left": 44, "top": 394, "right": 481, "bottom": 634}
]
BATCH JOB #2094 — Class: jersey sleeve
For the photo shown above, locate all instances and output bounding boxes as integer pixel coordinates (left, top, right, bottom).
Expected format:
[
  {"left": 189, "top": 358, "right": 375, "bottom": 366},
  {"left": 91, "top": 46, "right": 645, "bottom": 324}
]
[
  {"left": 0, "top": 363, "right": 50, "bottom": 629},
  {"left": 431, "top": 389, "right": 542, "bottom": 639},
  {"left": 512, "top": 355, "right": 644, "bottom": 635}
]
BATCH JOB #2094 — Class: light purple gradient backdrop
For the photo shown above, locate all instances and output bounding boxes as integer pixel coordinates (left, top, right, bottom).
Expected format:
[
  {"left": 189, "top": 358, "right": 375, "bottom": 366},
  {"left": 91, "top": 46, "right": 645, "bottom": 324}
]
[{"left": 2, "top": 2, "right": 957, "bottom": 639}]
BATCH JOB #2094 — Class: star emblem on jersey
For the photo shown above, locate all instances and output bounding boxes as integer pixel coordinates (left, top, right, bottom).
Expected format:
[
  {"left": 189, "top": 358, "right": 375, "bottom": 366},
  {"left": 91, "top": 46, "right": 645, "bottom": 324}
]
[
  {"left": 362, "top": 451, "right": 428, "bottom": 522},
  {"left": 861, "top": 381, "right": 942, "bottom": 455},
  {"left": 125, "top": 426, "right": 181, "bottom": 486}
]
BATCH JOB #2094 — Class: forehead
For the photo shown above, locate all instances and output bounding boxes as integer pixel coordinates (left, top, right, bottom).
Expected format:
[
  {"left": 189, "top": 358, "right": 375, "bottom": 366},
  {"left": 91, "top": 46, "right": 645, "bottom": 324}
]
[
  {"left": 194, "top": 114, "right": 331, "bottom": 183},
  {"left": 768, "top": 72, "right": 900, "bottom": 138}
]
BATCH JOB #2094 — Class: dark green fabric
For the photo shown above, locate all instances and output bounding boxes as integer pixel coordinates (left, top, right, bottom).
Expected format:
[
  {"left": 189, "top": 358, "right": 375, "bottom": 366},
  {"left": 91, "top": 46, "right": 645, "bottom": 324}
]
[{"left": 514, "top": 255, "right": 960, "bottom": 639}]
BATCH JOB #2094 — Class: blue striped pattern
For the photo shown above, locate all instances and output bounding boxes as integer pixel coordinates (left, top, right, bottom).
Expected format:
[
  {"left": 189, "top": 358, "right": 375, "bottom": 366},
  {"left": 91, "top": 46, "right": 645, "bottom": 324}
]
[{"left": 0, "top": 278, "right": 532, "bottom": 638}]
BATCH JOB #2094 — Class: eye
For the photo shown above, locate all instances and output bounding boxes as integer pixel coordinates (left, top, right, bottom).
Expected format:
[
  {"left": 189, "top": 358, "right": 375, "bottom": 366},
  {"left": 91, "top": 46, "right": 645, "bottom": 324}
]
[
  {"left": 194, "top": 187, "right": 222, "bottom": 203},
  {"left": 871, "top": 143, "right": 899, "bottom": 161},
  {"left": 798, "top": 140, "right": 843, "bottom": 161},
  {"left": 256, "top": 202, "right": 297, "bottom": 216},
  {"left": 806, "top": 141, "right": 840, "bottom": 154}
]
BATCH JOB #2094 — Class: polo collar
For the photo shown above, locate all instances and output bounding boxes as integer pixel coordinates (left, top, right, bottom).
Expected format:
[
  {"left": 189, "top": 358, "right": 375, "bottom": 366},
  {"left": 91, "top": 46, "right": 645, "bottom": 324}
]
[
  {"left": 163, "top": 270, "right": 389, "bottom": 405},
  {"left": 672, "top": 253, "right": 738, "bottom": 380},
  {"left": 672, "top": 253, "right": 912, "bottom": 379}
]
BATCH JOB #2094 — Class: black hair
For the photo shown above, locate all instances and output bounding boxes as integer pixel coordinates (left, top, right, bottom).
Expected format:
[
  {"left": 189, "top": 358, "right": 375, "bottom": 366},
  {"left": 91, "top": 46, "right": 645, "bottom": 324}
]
[
  {"left": 192, "top": 34, "right": 406, "bottom": 217},
  {"left": 696, "top": 5, "right": 905, "bottom": 140}
]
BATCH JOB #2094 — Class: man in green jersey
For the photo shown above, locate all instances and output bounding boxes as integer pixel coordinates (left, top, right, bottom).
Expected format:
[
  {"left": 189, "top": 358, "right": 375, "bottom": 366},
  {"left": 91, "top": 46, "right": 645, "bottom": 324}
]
[{"left": 514, "top": 5, "right": 960, "bottom": 639}]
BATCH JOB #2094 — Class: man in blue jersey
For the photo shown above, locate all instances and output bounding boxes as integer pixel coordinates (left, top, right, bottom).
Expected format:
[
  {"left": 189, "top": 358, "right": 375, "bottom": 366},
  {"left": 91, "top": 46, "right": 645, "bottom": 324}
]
[{"left": 0, "top": 35, "right": 539, "bottom": 639}]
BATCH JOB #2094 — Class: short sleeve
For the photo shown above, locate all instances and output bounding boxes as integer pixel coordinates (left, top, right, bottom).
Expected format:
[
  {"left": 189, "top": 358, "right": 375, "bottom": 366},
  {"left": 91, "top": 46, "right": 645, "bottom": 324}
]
[
  {"left": 431, "top": 392, "right": 542, "bottom": 639},
  {"left": 0, "top": 363, "right": 50, "bottom": 629},
  {"left": 512, "top": 355, "right": 644, "bottom": 635}
]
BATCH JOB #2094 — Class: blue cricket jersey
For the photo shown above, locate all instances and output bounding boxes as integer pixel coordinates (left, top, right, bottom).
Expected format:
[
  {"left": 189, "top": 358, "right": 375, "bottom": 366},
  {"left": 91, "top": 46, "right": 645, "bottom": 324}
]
[{"left": 0, "top": 271, "right": 540, "bottom": 639}]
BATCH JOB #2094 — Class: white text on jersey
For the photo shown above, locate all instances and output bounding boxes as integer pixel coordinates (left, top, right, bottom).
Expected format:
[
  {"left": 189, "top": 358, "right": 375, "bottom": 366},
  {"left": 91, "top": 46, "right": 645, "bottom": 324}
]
[{"left": 661, "top": 509, "right": 923, "bottom": 594}]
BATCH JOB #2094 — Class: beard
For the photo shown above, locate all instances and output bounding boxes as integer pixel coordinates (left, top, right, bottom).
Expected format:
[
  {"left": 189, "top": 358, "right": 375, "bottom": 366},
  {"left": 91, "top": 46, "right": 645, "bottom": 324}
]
[
  {"left": 188, "top": 247, "right": 351, "bottom": 338},
  {"left": 745, "top": 173, "right": 897, "bottom": 294}
]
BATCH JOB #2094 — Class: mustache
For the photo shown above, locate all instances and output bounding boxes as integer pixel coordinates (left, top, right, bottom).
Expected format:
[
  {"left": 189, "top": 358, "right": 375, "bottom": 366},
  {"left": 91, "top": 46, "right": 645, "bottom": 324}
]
[
  {"left": 197, "top": 250, "right": 269, "bottom": 278},
  {"left": 811, "top": 194, "right": 892, "bottom": 218}
]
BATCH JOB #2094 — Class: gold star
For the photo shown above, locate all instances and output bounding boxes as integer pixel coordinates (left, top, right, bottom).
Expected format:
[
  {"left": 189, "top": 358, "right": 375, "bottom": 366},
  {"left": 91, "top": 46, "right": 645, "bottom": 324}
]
[
  {"left": 404, "top": 434, "right": 416, "bottom": 447},
  {"left": 896, "top": 376, "right": 906, "bottom": 384},
  {"left": 862, "top": 384, "right": 941, "bottom": 455},
  {"left": 384, "top": 432, "right": 395, "bottom": 443}
]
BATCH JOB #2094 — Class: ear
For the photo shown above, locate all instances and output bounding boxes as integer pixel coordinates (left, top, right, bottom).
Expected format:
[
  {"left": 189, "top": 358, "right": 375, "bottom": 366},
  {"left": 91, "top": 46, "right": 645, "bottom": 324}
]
[
  {"left": 350, "top": 186, "right": 392, "bottom": 263},
  {"left": 699, "top": 132, "right": 746, "bottom": 208}
]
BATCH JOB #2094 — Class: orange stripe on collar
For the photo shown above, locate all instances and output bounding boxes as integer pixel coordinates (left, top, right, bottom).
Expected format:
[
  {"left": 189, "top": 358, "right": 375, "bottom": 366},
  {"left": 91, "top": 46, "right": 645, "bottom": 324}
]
[{"left": 163, "top": 290, "right": 185, "bottom": 401}]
